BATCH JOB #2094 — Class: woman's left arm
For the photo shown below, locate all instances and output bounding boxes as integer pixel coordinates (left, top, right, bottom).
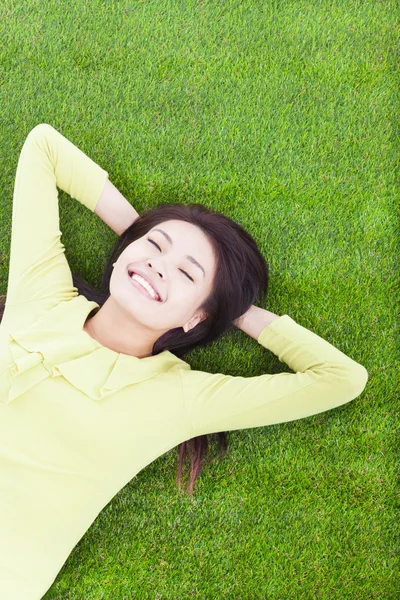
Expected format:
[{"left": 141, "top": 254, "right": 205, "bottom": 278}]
[
  {"left": 233, "top": 304, "right": 280, "bottom": 338},
  {"left": 179, "top": 313, "right": 368, "bottom": 438}
]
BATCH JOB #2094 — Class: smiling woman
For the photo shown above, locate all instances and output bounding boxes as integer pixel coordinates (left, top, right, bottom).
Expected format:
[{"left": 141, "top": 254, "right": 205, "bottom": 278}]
[
  {"left": 85, "top": 218, "right": 216, "bottom": 356},
  {"left": 90, "top": 217, "right": 218, "bottom": 356},
  {"left": 0, "top": 124, "right": 368, "bottom": 600},
  {"left": 77, "top": 199, "right": 273, "bottom": 499},
  {"left": 88, "top": 203, "right": 270, "bottom": 359}
]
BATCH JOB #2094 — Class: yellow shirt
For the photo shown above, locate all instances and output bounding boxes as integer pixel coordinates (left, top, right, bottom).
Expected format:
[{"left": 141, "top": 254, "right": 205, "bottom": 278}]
[{"left": 0, "top": 124, "right": 368, "bottom": 599}]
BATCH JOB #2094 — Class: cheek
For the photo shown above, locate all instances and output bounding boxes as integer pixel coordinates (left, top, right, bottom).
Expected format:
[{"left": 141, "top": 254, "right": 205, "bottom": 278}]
[{"left": 167, "top": 284, "right": 199, "bottom": 309}]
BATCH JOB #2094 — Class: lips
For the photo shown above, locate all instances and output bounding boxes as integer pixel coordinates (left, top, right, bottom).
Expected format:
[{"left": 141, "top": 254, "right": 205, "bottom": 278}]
[{"left": 127, "top": 268, "right": 163, "bottom": 302}]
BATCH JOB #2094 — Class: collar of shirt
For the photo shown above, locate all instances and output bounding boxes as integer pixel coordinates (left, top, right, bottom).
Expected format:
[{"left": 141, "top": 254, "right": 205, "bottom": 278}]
[{"left": 2, "top": 295, "right": 189, "bottom": 404}]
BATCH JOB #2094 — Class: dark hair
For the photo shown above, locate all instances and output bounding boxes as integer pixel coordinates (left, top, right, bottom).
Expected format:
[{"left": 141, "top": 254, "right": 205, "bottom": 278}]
[{"left": 0, "top": 202, "right": 269, "bottom": 494}]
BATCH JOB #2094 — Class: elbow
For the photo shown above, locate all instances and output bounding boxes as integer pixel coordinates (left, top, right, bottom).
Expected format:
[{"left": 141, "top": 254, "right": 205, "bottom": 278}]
[
  {"left": 321, "top": 362, "right": 369, "bottom": 405},
  {"left": 356, "top": 364, "right": 369, "bottom": 394},
  {"left": 343, "top": 364, "right": 369, "bottom": 401},
  {"left": 27, "top": 123, "right": 54, "bottom": 140}
]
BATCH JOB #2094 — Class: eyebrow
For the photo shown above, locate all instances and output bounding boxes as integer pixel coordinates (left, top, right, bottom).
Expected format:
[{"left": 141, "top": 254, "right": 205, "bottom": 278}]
[{"left": 153, "top": 228, "right": 206, "bottom": 277}]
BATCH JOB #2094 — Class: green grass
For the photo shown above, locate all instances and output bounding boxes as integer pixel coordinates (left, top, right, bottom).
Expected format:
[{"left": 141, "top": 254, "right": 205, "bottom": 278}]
[{"left": 0, "top": 0, "right": 398, "bottom": 598}]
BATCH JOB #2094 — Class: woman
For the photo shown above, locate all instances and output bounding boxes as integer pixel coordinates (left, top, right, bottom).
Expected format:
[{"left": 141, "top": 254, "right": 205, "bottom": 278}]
[{"left": 0, "top": 124, "right": 368, "bottom": 599}]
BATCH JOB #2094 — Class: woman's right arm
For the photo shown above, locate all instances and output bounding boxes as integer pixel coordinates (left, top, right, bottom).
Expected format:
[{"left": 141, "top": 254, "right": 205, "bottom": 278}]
[{"left": 95, "top": 178, "right": 140, "bottom": 236}]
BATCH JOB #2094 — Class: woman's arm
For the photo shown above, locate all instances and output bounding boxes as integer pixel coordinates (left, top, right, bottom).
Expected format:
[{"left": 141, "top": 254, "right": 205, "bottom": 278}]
[
  {"left": 180, "top": 312, "right": 368, "bottom": 437},
  {"left": 6, "top": 123, "right": 111, "bottom": 308},
  {"left": 95, "top": 179, "right": 140, "bottom": 236},
  {"left": 234, "top": 305, "right": 280, "bottom": 339}
]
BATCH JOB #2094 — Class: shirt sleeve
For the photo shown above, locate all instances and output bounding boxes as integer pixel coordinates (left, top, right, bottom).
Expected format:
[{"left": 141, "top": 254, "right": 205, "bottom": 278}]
[
  {"left": 6, "top": 123, "right": 109, "bottom": 308},
  {"left": 179, "top": 315, "right": 369, "bottom": 437}
]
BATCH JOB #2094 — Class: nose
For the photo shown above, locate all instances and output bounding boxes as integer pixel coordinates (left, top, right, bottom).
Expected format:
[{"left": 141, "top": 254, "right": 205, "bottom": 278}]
[{"left": 147, "top": 261, "right": 165, "bottom": 279}]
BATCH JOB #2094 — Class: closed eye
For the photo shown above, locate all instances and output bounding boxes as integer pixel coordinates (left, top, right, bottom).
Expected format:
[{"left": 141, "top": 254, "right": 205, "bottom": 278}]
[
  {"left": 180, "top": 269, "right": 194, "bottom": 282},
  {"left": 147, "top": 238, "right": 194, "bottom": 282},
  {"left": 148, "top": 238, "right": 161, "bottom": 252}
]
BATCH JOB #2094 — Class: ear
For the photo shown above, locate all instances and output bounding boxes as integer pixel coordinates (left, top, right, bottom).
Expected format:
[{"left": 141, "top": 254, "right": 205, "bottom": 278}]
[{"left": 183, "top": 309, "right": 207, "bottom": 333}]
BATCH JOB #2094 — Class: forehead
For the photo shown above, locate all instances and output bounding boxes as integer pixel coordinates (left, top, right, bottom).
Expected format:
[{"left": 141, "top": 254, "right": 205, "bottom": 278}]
[
  {"left": 151, "top": 219, "right": 211, "bottom": 247},
  {"left": 150, "top": 219, "right": 216, "bottom": 269}
]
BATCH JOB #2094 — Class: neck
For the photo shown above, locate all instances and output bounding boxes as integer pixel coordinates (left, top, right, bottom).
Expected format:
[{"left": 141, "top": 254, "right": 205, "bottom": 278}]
[{"left": 83, "top": 296, "right": 168, "bottom": 358}]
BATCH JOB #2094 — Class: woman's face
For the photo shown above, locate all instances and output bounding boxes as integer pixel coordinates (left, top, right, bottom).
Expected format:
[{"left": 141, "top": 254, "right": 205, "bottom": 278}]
[{"left": 110, "top": 219, "right": 217, "bottom": 332}]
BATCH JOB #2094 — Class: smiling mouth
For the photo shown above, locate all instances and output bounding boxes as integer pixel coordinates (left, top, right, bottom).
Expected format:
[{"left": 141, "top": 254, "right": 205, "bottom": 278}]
[{"left": 127, "top": 270, "right": 161, "bottom": 302}]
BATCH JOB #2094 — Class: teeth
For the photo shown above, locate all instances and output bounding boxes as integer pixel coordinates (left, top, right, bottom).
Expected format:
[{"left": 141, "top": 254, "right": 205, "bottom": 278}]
[{"left": 130, "top": 272, "right": 159, "bottom": 300}]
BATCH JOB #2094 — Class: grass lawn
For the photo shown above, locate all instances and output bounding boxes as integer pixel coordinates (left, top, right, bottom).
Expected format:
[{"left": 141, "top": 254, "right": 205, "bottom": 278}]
[{"left": 0, "top": 0, "right": 398, "bottom": 598}]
